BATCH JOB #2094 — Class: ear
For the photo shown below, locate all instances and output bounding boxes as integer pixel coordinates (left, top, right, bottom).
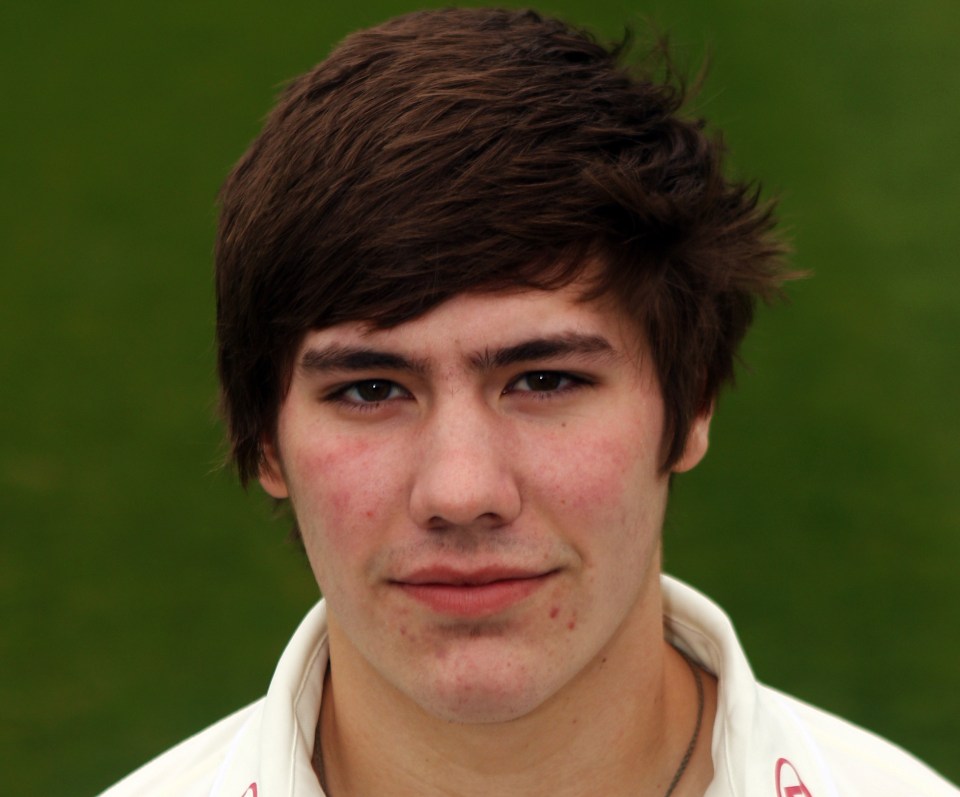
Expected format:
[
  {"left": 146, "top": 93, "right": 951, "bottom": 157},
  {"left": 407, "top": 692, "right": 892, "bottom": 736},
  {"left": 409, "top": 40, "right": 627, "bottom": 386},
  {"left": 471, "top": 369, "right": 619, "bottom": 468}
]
[
  {"left": 671, "top": 406, "right": 713, "bottom": 474},
  {"left": 258, "top": 438, "right": 290, "bottom": 499}
]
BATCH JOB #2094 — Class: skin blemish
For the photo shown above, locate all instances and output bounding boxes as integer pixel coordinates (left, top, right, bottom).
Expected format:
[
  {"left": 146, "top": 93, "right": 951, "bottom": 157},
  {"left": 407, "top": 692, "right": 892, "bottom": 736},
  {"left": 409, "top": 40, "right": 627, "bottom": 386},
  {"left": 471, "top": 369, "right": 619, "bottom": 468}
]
[
  {"left": 549, "top": 607, "right": 560, "bottom": 619},
  {"left": 567, "top": 620, "right": 576, "bottom": 630}
]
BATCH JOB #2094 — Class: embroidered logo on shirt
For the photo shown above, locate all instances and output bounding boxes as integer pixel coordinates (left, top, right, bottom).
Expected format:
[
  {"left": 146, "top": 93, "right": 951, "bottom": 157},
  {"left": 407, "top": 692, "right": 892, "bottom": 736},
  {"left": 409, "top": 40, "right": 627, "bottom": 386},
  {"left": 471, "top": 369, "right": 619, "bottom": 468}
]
[
  {"left": 240, "top": 784, "right": 258, "bottom": 797},
  {"left": 776, "top": 758, "right": 812, "bottom": 797}
]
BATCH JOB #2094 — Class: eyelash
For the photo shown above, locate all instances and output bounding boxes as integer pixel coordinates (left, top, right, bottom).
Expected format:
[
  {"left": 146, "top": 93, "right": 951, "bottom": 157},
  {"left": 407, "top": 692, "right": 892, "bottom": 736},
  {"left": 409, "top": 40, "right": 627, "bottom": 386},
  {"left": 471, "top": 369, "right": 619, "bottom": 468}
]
[
  {"left": 503, "top": 371, "right": 592, "bottom": 397},
  {"left": 326, "top": 379, "right": 412, "bottom": 410},
  {"left": 325, "top": 370, "right": 592, "bottom": 410}
]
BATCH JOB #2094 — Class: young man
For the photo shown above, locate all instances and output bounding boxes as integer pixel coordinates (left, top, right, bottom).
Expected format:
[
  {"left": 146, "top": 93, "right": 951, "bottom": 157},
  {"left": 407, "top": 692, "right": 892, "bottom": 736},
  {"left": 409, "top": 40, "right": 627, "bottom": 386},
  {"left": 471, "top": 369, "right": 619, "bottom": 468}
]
[{"left": 101, "top": 8, "right": 957, "bottom": 796}]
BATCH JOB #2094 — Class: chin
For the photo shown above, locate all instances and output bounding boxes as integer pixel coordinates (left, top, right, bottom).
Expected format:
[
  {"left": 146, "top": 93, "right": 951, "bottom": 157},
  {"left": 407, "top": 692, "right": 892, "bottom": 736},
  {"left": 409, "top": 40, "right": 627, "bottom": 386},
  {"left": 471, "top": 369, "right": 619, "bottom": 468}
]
[
  {"left": 403, "top": 649, "right": 560, "bottom": 725},
  {"left": 418, "top": 686, "right": 550, "bottom": 725}
]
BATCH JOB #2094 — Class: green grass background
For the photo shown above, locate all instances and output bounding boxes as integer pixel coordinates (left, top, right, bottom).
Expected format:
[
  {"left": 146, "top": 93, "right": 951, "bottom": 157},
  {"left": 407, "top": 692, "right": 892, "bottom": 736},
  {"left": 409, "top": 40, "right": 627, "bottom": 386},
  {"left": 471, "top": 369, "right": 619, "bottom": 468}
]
[{"left": 2, "top": 0, "right": 957, "bottom": 792}]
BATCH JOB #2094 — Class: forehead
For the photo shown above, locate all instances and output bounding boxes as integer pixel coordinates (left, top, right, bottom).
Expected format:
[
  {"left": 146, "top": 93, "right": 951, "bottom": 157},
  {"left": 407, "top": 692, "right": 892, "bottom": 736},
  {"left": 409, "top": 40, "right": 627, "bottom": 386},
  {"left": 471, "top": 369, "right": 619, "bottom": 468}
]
[{"left": 296, "top": 285, "right": 642, "bottom": 362}]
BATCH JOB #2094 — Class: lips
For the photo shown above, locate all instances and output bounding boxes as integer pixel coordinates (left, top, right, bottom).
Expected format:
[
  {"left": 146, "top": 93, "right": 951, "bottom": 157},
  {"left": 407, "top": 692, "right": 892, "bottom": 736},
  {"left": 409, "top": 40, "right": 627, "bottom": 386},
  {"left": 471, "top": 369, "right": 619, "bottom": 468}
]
[{"left": 392, "top": 566, "right": 555, "bottom": 618}]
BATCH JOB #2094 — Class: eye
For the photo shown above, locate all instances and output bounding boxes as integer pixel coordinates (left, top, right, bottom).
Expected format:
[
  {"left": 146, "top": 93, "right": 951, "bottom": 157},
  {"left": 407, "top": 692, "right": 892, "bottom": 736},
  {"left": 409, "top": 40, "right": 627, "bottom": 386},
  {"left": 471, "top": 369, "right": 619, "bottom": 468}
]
[
  {"left": 506, "top": 371, "right": 586, "bottom": 394},
  {"left": 334, "top": 379, "right": 410, "bottom": 405}
]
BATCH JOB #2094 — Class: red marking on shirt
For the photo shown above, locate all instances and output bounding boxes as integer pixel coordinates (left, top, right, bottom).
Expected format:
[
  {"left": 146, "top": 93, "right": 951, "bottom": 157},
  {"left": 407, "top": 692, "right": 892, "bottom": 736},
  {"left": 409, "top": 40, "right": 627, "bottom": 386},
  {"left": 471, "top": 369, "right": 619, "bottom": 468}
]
[
  {"left": 775, "top": 758, "right": 812, "bottom": 797},
  {"left": 241, "top": 784, "right": 258, "bottom": 797}
]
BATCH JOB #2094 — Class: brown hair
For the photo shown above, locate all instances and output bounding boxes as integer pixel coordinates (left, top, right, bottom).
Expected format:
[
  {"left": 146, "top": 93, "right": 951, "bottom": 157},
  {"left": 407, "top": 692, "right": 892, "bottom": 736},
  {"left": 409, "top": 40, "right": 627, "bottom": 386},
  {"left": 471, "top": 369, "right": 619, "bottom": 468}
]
[{"left": 216, "top": 7, "right": 790, "bottom": 486}]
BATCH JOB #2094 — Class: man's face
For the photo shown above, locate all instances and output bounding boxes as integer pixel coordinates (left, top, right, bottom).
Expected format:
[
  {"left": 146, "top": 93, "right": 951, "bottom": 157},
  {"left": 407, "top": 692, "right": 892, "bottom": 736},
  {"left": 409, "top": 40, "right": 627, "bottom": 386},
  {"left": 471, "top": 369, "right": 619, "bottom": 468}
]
[{"left": 260, "top": 285, "right": 709, "bottom": 723}]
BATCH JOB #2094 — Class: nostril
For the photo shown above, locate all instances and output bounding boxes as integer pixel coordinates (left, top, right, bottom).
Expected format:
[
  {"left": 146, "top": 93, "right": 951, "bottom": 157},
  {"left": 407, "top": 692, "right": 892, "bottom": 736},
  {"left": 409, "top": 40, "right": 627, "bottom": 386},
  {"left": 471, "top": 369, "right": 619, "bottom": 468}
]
[{"left": 425, "top": 511, "right": 509, "bottom": 533}]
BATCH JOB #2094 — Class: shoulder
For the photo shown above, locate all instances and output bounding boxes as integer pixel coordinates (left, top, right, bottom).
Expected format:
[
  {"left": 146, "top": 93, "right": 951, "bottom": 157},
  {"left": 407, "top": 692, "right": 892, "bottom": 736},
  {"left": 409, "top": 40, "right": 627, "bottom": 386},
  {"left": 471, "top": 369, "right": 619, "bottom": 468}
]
[
  {"left": 95, "top": 700, "right": 263, "bottom": 797},
  {"left": 758, "top": 686, "right": 958, "bottom": 796},
  {"left": 94, "top": 600, "right": 331, "bottom": 797},
  {"left": 659, "top": 576, "right": 957, "bottom": 796}
]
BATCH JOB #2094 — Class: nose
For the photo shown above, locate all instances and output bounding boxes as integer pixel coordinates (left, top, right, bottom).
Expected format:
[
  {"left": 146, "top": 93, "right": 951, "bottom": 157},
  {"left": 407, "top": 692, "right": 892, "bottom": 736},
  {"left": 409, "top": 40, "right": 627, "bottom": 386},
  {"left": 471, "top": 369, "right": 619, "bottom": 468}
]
[{"left": 409, "top": 402, "right": 522, "bottom": 531}]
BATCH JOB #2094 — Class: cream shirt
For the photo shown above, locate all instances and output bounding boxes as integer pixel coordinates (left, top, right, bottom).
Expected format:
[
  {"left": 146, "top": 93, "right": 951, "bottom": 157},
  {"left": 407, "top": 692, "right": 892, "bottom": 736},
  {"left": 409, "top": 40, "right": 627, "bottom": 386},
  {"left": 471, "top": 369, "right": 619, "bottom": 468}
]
[{"left": 98, "top": 576, "right": 958, "bottom": 797}]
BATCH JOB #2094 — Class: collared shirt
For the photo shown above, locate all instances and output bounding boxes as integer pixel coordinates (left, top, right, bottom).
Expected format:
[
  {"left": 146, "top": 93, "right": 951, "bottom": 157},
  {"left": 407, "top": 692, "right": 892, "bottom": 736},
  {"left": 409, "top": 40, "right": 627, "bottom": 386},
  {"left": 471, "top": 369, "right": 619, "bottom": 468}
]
[{"left": 98, "top": 576, "right": 958, "bottom": 796}]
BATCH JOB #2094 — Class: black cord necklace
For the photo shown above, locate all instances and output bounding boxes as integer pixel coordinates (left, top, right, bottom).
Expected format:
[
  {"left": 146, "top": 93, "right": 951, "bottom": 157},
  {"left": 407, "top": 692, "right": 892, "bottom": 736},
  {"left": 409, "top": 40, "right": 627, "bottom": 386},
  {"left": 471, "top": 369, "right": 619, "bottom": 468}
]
[{"left": 662, "top": 651, "right": 705, "bottom": 797}]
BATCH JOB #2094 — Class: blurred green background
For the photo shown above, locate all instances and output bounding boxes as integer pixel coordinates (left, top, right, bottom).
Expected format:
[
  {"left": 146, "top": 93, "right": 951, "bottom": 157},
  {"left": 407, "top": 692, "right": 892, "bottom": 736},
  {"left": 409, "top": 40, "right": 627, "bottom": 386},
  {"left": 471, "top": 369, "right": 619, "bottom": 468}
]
[{"left": 2, "top": 0, "right": 957, "bottom": 792}]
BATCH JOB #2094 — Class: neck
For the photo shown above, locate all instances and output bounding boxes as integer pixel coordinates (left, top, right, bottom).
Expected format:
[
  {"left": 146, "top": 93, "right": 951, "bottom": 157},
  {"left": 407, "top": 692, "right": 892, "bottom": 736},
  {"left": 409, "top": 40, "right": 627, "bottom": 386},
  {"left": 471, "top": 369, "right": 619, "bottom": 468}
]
[{"left": 316, "top": 582, "right": 714, "bottom": 797}]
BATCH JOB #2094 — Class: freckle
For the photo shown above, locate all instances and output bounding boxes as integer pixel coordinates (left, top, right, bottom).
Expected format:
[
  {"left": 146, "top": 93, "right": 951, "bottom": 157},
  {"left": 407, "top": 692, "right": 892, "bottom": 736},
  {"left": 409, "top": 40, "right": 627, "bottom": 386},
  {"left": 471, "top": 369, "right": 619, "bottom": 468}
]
[
  {"left": 567, "top": 620, "right": 576, "bottom": 630},
  {"left": 549, "top": 607, "right": 560, "bottom": 619},
  {"left": 399, "top": 626, "right": 407, "bottom": 636}
]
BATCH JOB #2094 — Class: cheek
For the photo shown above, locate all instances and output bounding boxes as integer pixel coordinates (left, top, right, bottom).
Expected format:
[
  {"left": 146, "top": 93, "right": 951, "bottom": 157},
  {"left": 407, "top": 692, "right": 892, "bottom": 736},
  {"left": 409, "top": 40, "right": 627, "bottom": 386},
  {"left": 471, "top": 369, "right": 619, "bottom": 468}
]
[
  {"left": 287, "top": 435, "right": 405, "bottom": 555},
  {"left": 530, "top": 424, "right": 661, "bottom": 518}
]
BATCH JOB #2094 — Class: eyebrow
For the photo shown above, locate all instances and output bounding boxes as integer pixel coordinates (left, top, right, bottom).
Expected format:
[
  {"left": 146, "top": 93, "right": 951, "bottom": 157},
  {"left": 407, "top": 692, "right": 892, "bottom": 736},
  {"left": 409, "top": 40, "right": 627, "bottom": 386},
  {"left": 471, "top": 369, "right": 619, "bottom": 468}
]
[
  {"left": 299, "top": 345, "right": 429, "bottom": 376},
  {"left": 469, "top": 333, "right": 616, "bottom": 370},
  {"left": 297, "top": 333, "right": 616, "bottom": 377}
]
